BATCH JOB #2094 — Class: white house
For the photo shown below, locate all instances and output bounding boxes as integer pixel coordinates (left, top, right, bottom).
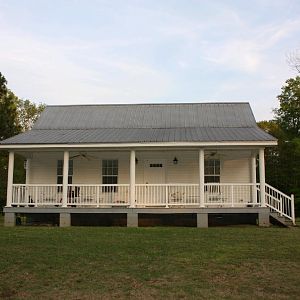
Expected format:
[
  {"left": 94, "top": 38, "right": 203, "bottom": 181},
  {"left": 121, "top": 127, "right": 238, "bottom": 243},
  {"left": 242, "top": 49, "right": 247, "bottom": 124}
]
[{"left": 0, "top": 103, "right": 295, "bottom": 227}]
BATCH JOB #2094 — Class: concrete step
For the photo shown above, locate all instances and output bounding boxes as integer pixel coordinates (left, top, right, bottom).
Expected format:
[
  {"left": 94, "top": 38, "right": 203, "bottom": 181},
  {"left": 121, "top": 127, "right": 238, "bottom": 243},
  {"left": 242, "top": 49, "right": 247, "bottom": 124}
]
[{"left": 270, "top": 212, "right": 293, "bottom": 227}]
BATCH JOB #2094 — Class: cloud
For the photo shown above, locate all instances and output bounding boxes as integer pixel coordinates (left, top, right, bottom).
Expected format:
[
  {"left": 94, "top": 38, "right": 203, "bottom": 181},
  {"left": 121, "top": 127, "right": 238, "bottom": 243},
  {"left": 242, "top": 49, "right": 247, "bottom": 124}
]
[
  {"left": 200, "top": 18, "right": 300, "bottom": 73},
  {"left": 0, "top": 25, "right": 171, "bottom": 104}
]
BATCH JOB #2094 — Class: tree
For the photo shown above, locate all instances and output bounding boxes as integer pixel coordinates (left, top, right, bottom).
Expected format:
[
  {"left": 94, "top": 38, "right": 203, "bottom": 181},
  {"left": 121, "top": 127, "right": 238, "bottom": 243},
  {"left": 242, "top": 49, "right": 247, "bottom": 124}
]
[
  {"left": 275, "top": 76, "right": 300, "bottom": 138},
  {"left": 17, "top": 99, "right": 45, "bottom": 131},
  {"left": 287, "top": 49, "right": 300, "bottom": 73},
  {"left": 261, "top": 76, "right": 300, "bottom": 214},
  {"left": 0, "top": 72, "right": 45, "bottom": 209}
]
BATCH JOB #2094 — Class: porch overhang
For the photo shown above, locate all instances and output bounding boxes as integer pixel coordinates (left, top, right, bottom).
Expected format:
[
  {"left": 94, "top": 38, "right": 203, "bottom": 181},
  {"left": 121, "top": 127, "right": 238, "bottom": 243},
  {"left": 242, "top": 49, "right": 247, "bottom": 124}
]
[{"left": 0, "top": 140, "right": 277, "bottom": 150}]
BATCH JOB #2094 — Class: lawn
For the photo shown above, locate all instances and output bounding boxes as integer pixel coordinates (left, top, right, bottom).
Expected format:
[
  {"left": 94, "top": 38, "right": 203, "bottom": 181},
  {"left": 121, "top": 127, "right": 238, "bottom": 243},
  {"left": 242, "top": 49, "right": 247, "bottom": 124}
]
[{"left": 0, "top": 217, "right": 300, "bottom": 299}]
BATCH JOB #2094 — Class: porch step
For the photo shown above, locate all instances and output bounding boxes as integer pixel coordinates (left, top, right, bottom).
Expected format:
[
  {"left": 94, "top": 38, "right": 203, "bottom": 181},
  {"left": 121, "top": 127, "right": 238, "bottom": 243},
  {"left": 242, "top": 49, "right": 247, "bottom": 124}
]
[{"left": 270, "top": 212, "right": 293, "bottom": 227}]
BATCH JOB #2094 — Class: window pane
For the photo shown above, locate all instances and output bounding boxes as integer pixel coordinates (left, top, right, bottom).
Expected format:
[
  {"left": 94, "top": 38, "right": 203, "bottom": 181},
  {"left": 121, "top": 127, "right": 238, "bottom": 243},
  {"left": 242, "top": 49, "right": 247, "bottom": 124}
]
[
  {"left": 69, "top": 160, "right": 73, "bottom": 175},
  {"left": 57, "top": 160, "right": 63, "bottom": 176},
  {"left": 57, "top": 176, "right": 63, "bottom": 184},
  {"left": 205, "top": 176, "right": 220, "bottom": 183},
  {"left": 103, "top": 176, "right": 117, "bottom": 185},
  {"left": 205, "top": 159, "right": 220, "bottom": 176},
  {"left": 102, "top": 160, "right": 107, "bottom": 168},
  {"left": 102, "top": 160, "right": 118, "bottom": 185}
]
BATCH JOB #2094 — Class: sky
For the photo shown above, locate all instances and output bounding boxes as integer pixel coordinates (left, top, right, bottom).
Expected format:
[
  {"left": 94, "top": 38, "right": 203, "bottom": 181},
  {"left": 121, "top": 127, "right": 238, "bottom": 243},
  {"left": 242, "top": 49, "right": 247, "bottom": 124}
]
[{"left": 0, "top": 0, "right": 299, "bottom": 121}]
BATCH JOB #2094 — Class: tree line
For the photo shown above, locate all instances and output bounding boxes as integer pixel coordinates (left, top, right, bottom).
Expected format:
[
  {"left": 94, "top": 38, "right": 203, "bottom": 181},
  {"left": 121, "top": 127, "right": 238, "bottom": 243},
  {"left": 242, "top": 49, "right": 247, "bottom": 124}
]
[
  {"left": 258, "top": 76, "right": 300, "bottom": 214},
  {"left": 0, "top": 71, "right": 299, "bottom": 214},
  {"left": 0, "top": 72, "right": 45, "bottom": 208}
]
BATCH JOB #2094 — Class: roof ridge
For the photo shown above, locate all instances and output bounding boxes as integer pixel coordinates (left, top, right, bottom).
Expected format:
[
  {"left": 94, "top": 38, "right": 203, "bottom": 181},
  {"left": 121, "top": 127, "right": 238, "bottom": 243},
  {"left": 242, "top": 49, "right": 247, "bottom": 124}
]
[{"left": 45, "top": 102, "right": 250, "bottom": 108}]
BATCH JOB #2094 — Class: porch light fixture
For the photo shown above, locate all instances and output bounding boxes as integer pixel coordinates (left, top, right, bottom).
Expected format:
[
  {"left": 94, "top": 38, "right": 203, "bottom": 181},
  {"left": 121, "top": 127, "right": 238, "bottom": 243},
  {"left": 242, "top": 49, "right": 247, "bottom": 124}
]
[
  {"left": 173, "top": 157, "right": 178, "bottom": 165},
  {"left": 135, "top": 158, "right": 138, "bottom": 164}
]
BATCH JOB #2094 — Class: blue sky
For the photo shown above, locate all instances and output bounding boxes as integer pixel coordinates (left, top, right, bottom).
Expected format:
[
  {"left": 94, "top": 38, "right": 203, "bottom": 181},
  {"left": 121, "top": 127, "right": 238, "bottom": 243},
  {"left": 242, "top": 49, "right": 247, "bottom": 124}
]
[{"left": 0, "top": 0, "right": 299, "bottom": 120}]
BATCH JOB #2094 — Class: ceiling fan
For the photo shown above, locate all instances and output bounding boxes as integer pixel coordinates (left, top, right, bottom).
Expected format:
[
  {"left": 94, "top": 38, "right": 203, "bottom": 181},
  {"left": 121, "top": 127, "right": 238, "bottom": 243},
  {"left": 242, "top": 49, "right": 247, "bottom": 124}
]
[
  {"left": 205, "top": 151, "right": 226, "bottom": 158},
  {"left": 70, "top": 152, "right": 98, "bottom": 160}
]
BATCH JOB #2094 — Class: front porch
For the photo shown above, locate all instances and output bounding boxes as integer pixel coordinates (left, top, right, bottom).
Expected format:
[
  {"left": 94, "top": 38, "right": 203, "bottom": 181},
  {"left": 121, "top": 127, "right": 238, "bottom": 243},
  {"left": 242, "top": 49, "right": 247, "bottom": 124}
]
[{"left": 4, "top": 147, "right": 296, "bottom": 226}]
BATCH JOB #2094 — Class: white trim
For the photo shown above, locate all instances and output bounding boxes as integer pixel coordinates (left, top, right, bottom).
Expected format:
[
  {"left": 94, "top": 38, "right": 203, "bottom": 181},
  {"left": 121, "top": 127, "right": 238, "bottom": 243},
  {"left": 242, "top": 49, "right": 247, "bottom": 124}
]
[
  {"left": 259, "top": 148, "right": 266, "bottom": 207},
  {"left": 130, "top": 150, "right": 136, "bottom": 208},
  {"left": 0, "top": 140, "right": 277, "bottom": 150},
  {"left": 6, "top": 151, "right": 14, "bottom": 207},
  {"left": 251, "top": 154, "right": 257, "bottom": 203},
  {"left": 62, "top": 151, "right": 69, "bottom": 208},
  {"left": 199, "top": 149, "right": 205, "bottom": 208}
]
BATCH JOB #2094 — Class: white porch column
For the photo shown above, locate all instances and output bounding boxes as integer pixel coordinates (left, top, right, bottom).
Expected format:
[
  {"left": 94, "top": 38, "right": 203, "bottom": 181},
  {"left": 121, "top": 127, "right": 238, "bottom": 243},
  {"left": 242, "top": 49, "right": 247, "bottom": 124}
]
[
  {"left": 259, "top": 148, "right": 266, "bottom": 207},
  {"left": 6, "top": 151, "right": 14, "bottom": 207},
  {"left": 130, "top": 150, "right": 136, "bottom": 208},
  {"left": 25, "top": 159, "right": 31, "bottom": 184},
  {"left": 251, "top": 153, "right": 257, "bottom": 204},
  {"left": 199, "top": 149, "right": 205, "bottom": 208},
  {"left": 62, "top": 150, "right": 69, "bottom": 208}
]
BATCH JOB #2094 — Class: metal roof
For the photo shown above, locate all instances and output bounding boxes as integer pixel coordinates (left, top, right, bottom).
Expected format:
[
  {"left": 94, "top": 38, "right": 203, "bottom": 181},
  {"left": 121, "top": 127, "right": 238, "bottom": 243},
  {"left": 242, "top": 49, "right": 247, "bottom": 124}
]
[{"left": 0, "top": 103, "right": 276, "bottom": 145}]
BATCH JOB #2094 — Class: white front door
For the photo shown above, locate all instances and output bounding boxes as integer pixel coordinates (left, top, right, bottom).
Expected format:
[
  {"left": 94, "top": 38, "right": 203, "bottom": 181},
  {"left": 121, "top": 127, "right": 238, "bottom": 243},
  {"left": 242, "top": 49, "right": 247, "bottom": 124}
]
[
  {"left": 144, "top": 160, "right": 166, "bottom": 184},
  {"left": 142, "top": 160, "right": 166, "bottom": 205}
]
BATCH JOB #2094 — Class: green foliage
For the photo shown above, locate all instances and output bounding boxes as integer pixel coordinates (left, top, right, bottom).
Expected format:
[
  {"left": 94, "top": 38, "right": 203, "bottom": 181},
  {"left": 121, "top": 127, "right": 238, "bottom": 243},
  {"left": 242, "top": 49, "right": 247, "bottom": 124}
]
[
  {"left": 275, "top": 76, "right": 300, "bottom": 138},
  {"left": 17, "top": 99, "right": 45, "bottom": 132},
  {"left": 259, "top": 76, "right": 300, "bottom": 214},
  {"left": 0, "top": 72, "right": 45, "bottom": 209}
]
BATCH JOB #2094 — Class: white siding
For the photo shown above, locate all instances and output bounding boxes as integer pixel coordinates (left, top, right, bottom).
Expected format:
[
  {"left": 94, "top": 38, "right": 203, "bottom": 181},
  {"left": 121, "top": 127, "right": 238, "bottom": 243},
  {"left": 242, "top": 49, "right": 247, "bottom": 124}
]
[
  {"left": 28, "top": 150, "right": 252, "bottom": 184},
  {"left": 221, "top": 158, "right": 251, "bottom": 183}
]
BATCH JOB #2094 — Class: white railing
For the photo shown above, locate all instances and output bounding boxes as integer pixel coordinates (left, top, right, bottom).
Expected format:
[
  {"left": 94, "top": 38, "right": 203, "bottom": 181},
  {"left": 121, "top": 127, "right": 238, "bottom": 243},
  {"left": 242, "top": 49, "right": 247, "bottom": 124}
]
[
  {"left": 135, "top": 184, "right": 199, "bottom": 207},
  {"left": 12, "top": 184, "right": 63, "bottom": 206},
  {"left": 10, "top": 183, "right": 295, "bottom": 223},
  {"left": 204, "top": 183, "right": 261, "bottom": 207},
  {"left": 67, "top": 184, "right": 129, "bottom": 206},
  {"left": 265, "top": 183, "right": 295, "bottom": 225},
  {"left": 11, "top": 184, "right": 129, "bottom": 207}
]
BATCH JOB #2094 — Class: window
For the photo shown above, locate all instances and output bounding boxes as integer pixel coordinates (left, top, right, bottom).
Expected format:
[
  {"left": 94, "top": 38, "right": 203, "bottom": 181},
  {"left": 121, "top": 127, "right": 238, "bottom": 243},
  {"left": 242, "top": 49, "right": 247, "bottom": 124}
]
[
  {"left": 102, "top": 160, "right": 118, "bottom": 192},
  {"left": 204, "top": 159, "right": 220, "bottom": 183},
  {"left": 57, "top": 160, "right": 73, "bottom": 192},
  {"left": 150, "top": 163, "right": 163, "bottom": 168}
]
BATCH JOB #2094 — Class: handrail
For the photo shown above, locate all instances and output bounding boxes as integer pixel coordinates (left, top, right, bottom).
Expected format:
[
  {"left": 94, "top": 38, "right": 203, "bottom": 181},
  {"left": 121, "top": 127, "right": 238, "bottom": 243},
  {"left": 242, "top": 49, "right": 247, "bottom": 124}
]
[
  {"left": 265, "top": 183, "right": 292, "bottom": 200},
  {"left": 265, "top": 184, "right": 295, "bottom": 225}
]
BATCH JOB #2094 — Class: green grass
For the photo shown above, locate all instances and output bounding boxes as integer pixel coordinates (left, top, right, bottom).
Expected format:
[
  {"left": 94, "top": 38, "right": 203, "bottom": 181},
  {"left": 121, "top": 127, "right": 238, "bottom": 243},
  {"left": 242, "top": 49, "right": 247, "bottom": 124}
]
[{"left": 0, "top": 221, "right": 300, "bottom": 299}]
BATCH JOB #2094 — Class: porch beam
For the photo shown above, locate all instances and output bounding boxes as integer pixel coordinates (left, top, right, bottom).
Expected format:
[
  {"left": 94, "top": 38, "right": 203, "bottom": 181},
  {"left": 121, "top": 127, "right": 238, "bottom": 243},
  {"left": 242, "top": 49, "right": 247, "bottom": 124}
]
[
  {"left": 259, "top": 148, "right": 266, "bottom": 207},
  {"left": 62, "top": 150, "right": 69, "bottom": 208},
  {"left": 6, "top": 151, "right": 14, "bottom": 207},
  {"left": 251, "top": 153, "right": 257, "bottom": 204},
  {"left": 130, "top": 150, "right": 136, "bottom": 208},
  {"left": 199, "top": 149, "right": 205, "bottom": 208}
]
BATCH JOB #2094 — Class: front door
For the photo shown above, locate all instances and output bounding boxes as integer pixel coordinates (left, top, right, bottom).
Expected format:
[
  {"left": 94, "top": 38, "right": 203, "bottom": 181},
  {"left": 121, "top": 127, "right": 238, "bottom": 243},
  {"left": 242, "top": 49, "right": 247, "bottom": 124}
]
[
  {"left": 144, "top": 160, "right": 166, "bottom": 184},
  {"left": 143, "top": 160, "right": 166, "bottom": 205}
]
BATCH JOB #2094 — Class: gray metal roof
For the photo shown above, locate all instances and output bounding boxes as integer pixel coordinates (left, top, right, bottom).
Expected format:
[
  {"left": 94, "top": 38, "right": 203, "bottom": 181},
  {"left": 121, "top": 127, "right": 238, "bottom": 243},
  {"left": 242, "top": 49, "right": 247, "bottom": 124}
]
[{"left": 1, "top": 103, "right": 276, "bottom": 145}]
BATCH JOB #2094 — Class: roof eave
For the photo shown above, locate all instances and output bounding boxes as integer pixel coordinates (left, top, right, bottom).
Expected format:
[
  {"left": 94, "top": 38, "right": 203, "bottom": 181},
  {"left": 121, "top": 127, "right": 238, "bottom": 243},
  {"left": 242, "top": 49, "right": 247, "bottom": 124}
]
[{"left": 0, "top": 140, "right": 278, "bottom": 150}]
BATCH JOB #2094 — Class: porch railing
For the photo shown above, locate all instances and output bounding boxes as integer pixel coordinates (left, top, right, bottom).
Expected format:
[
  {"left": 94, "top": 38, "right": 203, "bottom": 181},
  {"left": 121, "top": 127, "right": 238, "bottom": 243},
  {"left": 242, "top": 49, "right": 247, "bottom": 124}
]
[
  {"left": 11, "top": 184, "right": 130, "bottom": 207},
  {"left": 11, "top": 183, "right": 261, "bottom": 208},
  {"left": 12, "top": 184, "right": 63, "bottom": 206},
  {"left": 67, "top": 184, "right": 129, "bottom": 206},
  {"left": 265, "top": 183, "right": 295, "bottom": 224},
  {"left": 204, "top": 183, "right": 261, "bottom": 207},
  {"left": 10, "top": 183, "right": 295, "bottom": 224},
  {"left": 135, "top": 184, "right": 199, "bottom": 207}
]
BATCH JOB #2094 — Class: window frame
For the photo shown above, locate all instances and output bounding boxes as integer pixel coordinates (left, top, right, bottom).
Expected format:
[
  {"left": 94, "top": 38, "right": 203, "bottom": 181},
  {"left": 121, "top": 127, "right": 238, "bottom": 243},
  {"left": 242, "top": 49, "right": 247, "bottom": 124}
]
[
  {"left": 204, "top": 159, "right": 220, "bottom": 183},
  {"left": 57, "top": 160, "right": 73, "bottom": 192},
  {"left": 102, "top": 159, "right": 118, "bottom": 192}
]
